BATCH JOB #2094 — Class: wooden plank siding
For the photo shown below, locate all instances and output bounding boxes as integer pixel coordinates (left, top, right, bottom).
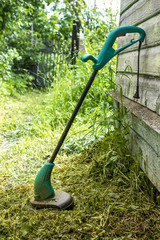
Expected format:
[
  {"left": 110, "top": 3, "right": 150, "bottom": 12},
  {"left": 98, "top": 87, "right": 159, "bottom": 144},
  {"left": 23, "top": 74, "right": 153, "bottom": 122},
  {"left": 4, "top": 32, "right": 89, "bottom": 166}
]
[
  {"left": 118, "top": 13, "right": 160, "bottom": 52},
  {"left": 120, "top": 0, "right": 160, "bottom": 26},
  {"left": 117, "top": 46, "right": 160, "bottom": 77},
  {"left": 120, "top": 0, "right": 139, "bottom": 15},
  {"left": 112, "top": 0, "right": 160, "bottom": 191},
  {"left": 110, "top": 90, "right": 160, "bottom": 192},
  {"left": 116, "top": 73, "right": 160, "bottom": 114},
  {"left": 116, "top": 2, "right": 160, "bottom": 115}
]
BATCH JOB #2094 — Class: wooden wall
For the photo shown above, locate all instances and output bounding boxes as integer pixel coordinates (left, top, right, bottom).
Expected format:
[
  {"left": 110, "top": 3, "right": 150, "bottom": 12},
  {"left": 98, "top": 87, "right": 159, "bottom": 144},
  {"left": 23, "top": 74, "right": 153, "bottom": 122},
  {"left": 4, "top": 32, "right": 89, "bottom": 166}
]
[
  {"left": 112, "top": 0, "right": 160, "bottom": 191},
  {"left": 116, "top": 0, "right": 160, "bottom": 115}
]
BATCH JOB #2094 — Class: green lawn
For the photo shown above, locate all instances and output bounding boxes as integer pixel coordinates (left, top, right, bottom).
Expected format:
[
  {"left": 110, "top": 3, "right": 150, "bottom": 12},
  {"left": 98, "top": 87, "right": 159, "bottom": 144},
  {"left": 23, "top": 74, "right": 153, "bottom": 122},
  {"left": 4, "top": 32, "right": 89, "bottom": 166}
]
[{"left": 0, "top": 92, "right": 160, "bottom": 240}]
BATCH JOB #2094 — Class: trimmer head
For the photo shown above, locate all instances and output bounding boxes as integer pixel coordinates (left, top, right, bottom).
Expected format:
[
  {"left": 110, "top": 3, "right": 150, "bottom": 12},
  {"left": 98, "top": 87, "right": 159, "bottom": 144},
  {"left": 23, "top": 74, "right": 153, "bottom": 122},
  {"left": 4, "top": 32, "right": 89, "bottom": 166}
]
[
  {"left": 31, "top": 163, "right": 74, "bottom": 210},
  {"left": 30, "top": 190, "right": 74, "bottom": 210}
]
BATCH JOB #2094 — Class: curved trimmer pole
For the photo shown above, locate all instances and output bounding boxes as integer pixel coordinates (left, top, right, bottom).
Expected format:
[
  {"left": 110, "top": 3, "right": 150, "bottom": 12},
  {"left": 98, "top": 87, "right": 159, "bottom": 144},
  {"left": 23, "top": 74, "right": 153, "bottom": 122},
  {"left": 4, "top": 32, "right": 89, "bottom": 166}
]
[
  {"left": 32, "top": 26, "right": 146, "bottom": 205},
  {"left": 49, "top": 69, "right": 98, "bottom": 163},
  {"left": 33, "top": 69, "right": 98, "bottom": 202},
  {"left": 49, "top": 26, "right": 145, "bottom": 164}
]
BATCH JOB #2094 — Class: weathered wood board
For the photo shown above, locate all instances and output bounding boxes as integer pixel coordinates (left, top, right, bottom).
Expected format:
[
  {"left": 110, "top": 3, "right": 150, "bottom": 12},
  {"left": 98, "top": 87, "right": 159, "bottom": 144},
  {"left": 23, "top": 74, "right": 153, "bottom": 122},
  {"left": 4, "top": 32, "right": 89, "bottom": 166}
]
[
  {"left": 120, "top": 0, "right": 138, "bottom": 15},
  {"left": 117, "top": 46, "right": 160, "bottom": 77},
  {"left": 113, "top": 0, "right": 160, "bottom": 192},
  {"left": 110, "top": 91, "right": 160, "bottom": 192},
  {"left": 116, "top": 39, "right": 160, "bottom": 114},
  {"left": 130, "top": 125, "right": 160, "bottom": 192},
  {"left": 120, "top": 0, "right": 160, "bottom": 26},
  {"left": 117, "top": 13, "right": 160, "bottom": 52},
  {"left": 116, "top": 73, "right": 160, "bottom": 114},
  {"left": 117, "top": 0, "right": 160, "bottom": 114}
]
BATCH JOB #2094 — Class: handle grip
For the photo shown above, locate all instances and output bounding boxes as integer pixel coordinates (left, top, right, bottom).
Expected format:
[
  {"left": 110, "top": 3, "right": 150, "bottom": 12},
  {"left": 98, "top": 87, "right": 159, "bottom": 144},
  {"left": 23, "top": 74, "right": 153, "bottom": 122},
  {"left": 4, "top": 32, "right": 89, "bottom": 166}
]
[{"left": 81, "top": 26, "right": 146, "bottom": 70}]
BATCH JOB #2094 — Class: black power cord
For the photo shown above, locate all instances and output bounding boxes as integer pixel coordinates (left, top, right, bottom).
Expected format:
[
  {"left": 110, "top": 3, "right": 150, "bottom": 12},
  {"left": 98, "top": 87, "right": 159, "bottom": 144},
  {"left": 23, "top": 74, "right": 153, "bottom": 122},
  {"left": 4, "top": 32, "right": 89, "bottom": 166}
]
[{"left": 133, "top": 41, "right": 142, "bottom": 99}]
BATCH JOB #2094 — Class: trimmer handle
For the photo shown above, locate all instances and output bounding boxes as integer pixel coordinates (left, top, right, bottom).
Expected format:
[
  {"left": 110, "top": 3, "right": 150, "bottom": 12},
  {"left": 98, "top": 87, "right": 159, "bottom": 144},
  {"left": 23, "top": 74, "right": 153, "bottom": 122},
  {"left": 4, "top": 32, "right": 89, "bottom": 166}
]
[{"left": 81, "top": 26, "right": 146, "bottom": 70}]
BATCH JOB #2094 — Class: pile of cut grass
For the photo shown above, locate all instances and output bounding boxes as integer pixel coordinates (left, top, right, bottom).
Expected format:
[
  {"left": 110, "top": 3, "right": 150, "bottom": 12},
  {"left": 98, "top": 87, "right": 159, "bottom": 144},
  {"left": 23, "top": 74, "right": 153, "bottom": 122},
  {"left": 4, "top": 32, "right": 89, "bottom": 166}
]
[
  {"left": 0, "top": 92, "right": 160, "bottom": 240},
  {"left": 1, "top": 140, "right": 160, "bottom": 240}
]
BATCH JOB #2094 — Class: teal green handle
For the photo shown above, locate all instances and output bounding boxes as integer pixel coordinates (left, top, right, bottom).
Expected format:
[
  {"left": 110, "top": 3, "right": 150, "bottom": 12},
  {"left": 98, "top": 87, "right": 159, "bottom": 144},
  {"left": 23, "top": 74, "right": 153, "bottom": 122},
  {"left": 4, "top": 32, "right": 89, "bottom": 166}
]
[{"left": 81, "top": 26, "right": 146, "bottom": 70}]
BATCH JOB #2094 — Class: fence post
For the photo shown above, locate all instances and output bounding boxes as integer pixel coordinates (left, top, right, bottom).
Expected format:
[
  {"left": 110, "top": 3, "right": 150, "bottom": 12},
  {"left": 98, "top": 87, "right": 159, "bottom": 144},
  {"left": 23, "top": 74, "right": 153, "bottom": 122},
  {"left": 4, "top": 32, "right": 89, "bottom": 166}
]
[{"left": 71, "top": 19, "right": 80, "bottom": 64}]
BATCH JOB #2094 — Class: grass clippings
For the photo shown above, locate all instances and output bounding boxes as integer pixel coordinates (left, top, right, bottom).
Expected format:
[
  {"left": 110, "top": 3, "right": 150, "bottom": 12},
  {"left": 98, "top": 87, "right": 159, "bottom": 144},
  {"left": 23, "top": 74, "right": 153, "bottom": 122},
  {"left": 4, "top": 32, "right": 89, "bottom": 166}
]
[{"left": 0, "top": 92, "right": 160, "bottom": 240}]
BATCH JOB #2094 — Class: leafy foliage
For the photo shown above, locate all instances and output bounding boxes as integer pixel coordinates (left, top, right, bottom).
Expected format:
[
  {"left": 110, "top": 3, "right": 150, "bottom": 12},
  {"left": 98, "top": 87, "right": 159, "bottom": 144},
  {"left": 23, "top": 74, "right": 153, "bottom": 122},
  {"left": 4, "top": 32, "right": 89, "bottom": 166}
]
[
  {"left": 0, "top": 47, "right": 34, "bottom": 96},
  {"left": 8, "top": 30, "right": 43, "bottom": 70},
  {"left": 0, "top": 0, "right": 50, "bottom": 94},
  {"left": 0, "top": 0, "right": 118, "bottom": 96}
]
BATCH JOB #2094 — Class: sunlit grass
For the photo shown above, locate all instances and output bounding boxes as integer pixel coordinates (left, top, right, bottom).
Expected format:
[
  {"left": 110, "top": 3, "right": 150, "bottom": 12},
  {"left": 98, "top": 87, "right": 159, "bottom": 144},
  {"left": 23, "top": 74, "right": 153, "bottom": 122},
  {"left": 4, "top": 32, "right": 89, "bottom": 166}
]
[
  {"left": 0, "top": 89, "right": 160, "bottom": 239},
  {"left": 0, "top": 58, "right": 160, "bottom": 239}
]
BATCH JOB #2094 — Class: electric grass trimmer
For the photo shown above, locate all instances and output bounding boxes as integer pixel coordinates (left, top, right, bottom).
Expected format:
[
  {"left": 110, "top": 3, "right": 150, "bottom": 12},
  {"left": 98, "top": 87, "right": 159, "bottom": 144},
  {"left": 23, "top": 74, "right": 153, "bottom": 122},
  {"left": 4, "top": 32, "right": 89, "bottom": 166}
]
[{"left": 31, "top": 26, "right": 145, "bottom": 210}]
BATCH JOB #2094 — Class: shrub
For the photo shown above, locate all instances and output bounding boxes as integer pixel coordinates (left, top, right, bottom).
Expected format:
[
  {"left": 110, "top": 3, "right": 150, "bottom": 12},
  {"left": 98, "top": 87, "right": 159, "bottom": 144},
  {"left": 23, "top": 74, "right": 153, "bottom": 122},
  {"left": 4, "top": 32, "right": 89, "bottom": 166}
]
[{"left": 0, "top": 48, "right": 34, "bottom": 96}]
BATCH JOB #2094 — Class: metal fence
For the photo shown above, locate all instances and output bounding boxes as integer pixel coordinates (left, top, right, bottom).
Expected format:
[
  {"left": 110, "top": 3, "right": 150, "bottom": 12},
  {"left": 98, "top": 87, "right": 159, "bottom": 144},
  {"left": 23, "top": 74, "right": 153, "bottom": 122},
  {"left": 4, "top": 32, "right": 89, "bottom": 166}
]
[
  {"left": 29, "top": 20, "right": 80, "bottom": 87},
  {"left": 30, "top": 39, "right": 71, "bottom": 87}
]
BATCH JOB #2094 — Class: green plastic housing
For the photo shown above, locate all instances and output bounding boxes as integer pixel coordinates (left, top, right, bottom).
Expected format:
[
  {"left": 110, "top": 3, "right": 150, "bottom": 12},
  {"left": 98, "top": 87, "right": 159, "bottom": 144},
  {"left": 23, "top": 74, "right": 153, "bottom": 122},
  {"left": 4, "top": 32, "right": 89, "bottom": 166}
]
[
  {"left": 81, "top": 26, "right": 146, "bottom": 70},
  {"left": 34, "top": 163, "right": 55, "bottom": 201}
]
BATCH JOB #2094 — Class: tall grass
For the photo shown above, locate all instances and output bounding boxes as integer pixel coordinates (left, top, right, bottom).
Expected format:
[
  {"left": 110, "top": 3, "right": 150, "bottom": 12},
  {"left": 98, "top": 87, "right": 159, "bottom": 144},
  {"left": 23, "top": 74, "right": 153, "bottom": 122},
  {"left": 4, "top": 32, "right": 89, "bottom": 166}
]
[{"left": 42, "top": 55, "right": 116, "bottom": 151}]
